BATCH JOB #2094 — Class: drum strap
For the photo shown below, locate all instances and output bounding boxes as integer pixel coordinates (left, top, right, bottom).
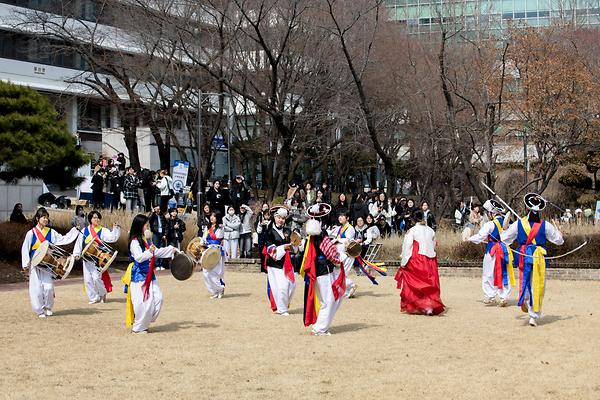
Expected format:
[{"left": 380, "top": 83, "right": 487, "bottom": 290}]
[{"left": 88, "top": 226, "right": 113, "bottom": 292}]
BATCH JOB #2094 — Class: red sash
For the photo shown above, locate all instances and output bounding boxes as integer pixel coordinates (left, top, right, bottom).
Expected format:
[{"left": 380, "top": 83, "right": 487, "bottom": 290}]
[
  {"left": 283, "top": 252, "right": 295, "bottom": 283},
  {"left": 490, "top": 243, "right": 504, "bottom": 289},
  {"left": 208, "top": 226, "right": 219, "bottom": 240},
  {"left": 139, "top": 238, "right": 156, "bottom": 301},
  {"left": 90, "top": 226, "right": 113, "bottom": 293},
  {"left": 332, "top": 262, "right": 346, "bottom": 300}
]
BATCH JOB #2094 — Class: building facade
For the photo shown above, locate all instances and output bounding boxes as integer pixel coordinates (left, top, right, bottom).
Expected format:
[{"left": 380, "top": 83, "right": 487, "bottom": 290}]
[{"left": 386, "top": 0, "right": 600, "bottom": 38}]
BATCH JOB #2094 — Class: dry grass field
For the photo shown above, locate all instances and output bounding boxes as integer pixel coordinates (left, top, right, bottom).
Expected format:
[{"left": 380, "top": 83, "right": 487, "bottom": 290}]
[{"left": 1, "top": 271, "right": 599, "bottom": 400}]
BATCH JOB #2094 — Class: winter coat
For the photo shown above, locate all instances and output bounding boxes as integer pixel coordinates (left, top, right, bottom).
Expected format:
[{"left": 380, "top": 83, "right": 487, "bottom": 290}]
[{"left": 223, "top": 214, "right": 241, "bottom": 240}]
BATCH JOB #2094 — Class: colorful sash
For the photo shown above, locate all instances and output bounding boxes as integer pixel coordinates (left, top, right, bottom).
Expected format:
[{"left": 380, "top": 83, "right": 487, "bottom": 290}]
[
  {"left": 30, "top": 227, "right": 51, "bottom": 257},
  {"left": 486, "top": 217, "right": 515, "bottom": 289},
  {"left": 517, "top": 217, "right": 546, "bottom": 313},
  {"left": 336, "top": 224, "right": 350, "bottom": 239}
]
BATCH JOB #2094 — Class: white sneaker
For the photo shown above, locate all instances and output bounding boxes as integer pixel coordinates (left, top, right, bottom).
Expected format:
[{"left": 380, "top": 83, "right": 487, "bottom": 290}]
[
  {"left": 38, "top": 314, "right": 46, "bottom": 319},
  {"left": 132, "top": 330, "right": 148, "bottom": 334},
  {"left": 279, "top": 312, "right": 290, "bottom": 316},
  {"left": 210, "top": 294, "right": 219, "bottom": 299},
  {"left": 483, "top": 297, "right": 496, "bottom": 305},
  {"left": 89, "top": 299, "right": 101, "bottom": 305},
  {"left": 217, "top": 292, "right": 223, "bottom": 299},
  {"left": 498, "top": 299, "right": 508, "bottom": 307},
  {"left": 347, "top": 284, "right": 357, "bottom": 298},
  {"left": 100, "top": 295, "right": 107, "bottom": 303},
  {"left": 529, "top": 317, "right": 537, "bottom": 327},
  {"left": 311, "top": 329, "right": 331, "bottom": 336},
  {"left": 44, "top": 309, "right": 53, "bottom": 316}
]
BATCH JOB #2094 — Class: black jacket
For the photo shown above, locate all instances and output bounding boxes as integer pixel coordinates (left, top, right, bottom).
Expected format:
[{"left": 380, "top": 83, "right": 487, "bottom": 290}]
[{"left": 149, "top": 213, "right": 167, "bottom": 236}]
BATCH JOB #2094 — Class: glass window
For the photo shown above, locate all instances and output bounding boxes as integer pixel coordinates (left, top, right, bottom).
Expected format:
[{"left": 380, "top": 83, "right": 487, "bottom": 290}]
[
  {"left": 514, "top": 11, "right": 526, "bottom": 17},
  {"left": 502, "top": 0, "right": 513, "bottom": 12},
  {"left": 503, "top": 12, "right": 514, "bottom": 18},
  {"left": 514, "top": 0, "right": 526, "bottom": 11},
  {"left": 526, "top": 11, "right": 538, "bottom": 17},
  {"left": 539, "top": 10, "right": 550, "bottom": 16},
  {"left": 526, "top": 0, "right": 538, "bottom": 11}
]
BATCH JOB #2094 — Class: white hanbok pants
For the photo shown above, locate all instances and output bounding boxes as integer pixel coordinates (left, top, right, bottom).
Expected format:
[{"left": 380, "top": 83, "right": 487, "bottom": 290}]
[
  {"left": 130, "top": 280, "right": 163, "bottom": 332},
  {"left": 313, "top": 270, "right": 343, "bottom": 333},
  {"left": 482, "top": 253, "right": 511, "bottom": 300},
  {"left": 267, "top": 267, "right": 296, "bottom": 313},
  {"left": 83, "top": 260, "right": 107, "bottom": 302},
  {"left": 522, "top": 285, "right": 545, "bottom": 320},
  {"left": 203, "top": 258, "right": 225, "bottom": 295},
  {"left": 29, "top": 266, "right": 54, "bottom": 315}
]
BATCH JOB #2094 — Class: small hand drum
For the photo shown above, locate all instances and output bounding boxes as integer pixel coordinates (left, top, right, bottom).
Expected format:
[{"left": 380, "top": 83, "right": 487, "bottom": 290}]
[
  {"left": 186, "top": 237, "right": 205, "bottom": 260},
  {"left": 290, "top": 231, "right": 302, "bottom": 248},
  {"left": 345, "top": 240, "right": 362, "bottom": 258},
  {"left": 200, "top": 247, "right": 221, "bottom": 270}
]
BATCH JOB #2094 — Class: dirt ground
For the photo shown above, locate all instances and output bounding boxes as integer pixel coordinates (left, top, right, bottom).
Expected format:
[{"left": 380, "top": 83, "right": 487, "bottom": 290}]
[{"left": 1, "top": 271, "right": 599, "bottom": 400}]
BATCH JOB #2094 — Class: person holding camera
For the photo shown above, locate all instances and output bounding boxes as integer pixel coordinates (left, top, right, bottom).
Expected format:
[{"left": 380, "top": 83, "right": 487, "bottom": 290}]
[{"left": 156, "top": 169, "right": 174, "bottom": 213}]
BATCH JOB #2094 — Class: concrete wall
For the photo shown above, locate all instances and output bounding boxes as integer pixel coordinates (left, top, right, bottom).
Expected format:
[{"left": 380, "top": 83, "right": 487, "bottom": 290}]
[{"left": 0, "top": 178, "right": 44, "bottom": 221}]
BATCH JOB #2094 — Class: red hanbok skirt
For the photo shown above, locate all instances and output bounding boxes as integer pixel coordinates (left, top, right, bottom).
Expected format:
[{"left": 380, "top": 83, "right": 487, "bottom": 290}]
[{"left": 394, "top": 241, "right": 445, "bottom": 315}]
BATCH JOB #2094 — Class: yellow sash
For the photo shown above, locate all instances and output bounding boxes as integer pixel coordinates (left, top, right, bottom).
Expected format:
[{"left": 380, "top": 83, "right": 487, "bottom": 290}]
[
  {"left": 121, "top": 262, "right": 135, "bottom": 327},
  {"left": 520, "top": 217, "right": 546, "bottom": 312}
]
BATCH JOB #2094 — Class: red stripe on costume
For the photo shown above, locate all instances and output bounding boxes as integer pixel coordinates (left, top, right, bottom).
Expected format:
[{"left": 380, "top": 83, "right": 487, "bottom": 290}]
[
  {"left": 526, "top": 222, "right": 542, "bottom": 245},
  {"left": 332, "top": 264, "right": 346, "bottom": 300},
  {"left": 303, "top": 240, "right": 318, "bottom": 327},
  {"left": 283, "top": 252, "right": 295, "bottom": 283},
  {"left": 137, "top": 238, "right": 155, "bottom": 302},
  {"left": 490, "top": 243, "right": 505, "bottom": 289},
  {"left": 33, "top": 227, "right": 47, "bottom": 243}
]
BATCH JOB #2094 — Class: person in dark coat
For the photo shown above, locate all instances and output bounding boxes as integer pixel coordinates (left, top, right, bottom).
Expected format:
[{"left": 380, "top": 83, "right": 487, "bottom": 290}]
[
  {"left": 91, "top": 169, "right": 106, "bottom": 209},
  {"left": 207, "top": 180, "right": 226, "bottom": 216},
  {"left": 9, "top": 203, "right": 28, "bottom": 224},
  {"left": 230, "top": 175, "right": 250, "bottom": 211}
]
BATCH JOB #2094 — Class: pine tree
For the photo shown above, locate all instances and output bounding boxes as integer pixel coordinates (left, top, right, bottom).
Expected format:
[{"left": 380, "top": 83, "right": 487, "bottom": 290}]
[{"left": 0, "top": 81, "right": 88, "bottom": 187}]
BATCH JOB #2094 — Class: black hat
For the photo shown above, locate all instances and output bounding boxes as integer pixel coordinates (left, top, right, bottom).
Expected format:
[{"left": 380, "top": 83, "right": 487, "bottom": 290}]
[{"left": 524, "top": 193, "right": 546, "bottom": 212}]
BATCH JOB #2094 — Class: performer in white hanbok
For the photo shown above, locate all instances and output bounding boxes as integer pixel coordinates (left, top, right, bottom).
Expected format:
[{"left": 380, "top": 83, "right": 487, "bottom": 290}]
[
  {"left": 467, "top": 200, "right": 515, "bottom": 307},
  {"left": 264, "top": 207, "right": 296, "bottom": 315},
  {"left": 501, "top": 194, "right": 564, "bottom": 327},
  {"left": 329, "top": 210, "right": 357, "bottom": 298},
  {"left": 200, "top": 211, "right": 226, "bottom": 299},
  {"left": 73, "top": 210, "right": 120, "bottom": 304},
  {"left": 300, "top": 204, "right": 346, "bottom": 335},
  {"left": 122, "top": 214, "right": 178, "bottom": 334},
  {"left": 21, "top": 207, "right": 79, "bottom": 318}
]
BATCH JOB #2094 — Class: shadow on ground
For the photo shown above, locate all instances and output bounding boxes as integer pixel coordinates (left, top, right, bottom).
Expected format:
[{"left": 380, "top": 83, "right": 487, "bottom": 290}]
[
  {"left": 151, "top": 321, "right": 219, "bottom": 333},
  {"left": 331, "top": 323, "right": 381, "bottom": 334}
]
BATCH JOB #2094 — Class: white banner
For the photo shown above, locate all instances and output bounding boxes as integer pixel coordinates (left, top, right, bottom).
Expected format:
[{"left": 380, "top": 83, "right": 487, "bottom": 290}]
[
  {"left": 171, "top": 160, "right": 190, "bottom": 193},
  {"left": 595, "top": 200, "right": 600, "bottom": 221}
]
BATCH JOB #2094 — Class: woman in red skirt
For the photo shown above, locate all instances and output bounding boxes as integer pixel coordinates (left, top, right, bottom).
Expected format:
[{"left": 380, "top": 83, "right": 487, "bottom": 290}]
[{"left": 394, "top": 210, "right": 445, "bottom": 315}]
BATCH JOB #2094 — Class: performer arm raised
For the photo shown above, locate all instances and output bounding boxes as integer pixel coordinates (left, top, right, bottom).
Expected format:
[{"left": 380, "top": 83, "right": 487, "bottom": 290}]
[
  {"left": 52, "top": 227, "right": 80, "bottom": 246},
  {"left": 545, "top": 222, "right": 564, "bottom": 245},
  {"left": 100, "top": 224, "right": 121, "bottom": 243},
  {"left": 466, "top": 221, "right": 494, "bottom": 244}
]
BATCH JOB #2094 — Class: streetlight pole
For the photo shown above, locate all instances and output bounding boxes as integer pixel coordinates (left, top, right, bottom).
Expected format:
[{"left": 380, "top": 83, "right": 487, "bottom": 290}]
[{"left": 197, "top": 89, "right": 204, "bottom": 227}]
